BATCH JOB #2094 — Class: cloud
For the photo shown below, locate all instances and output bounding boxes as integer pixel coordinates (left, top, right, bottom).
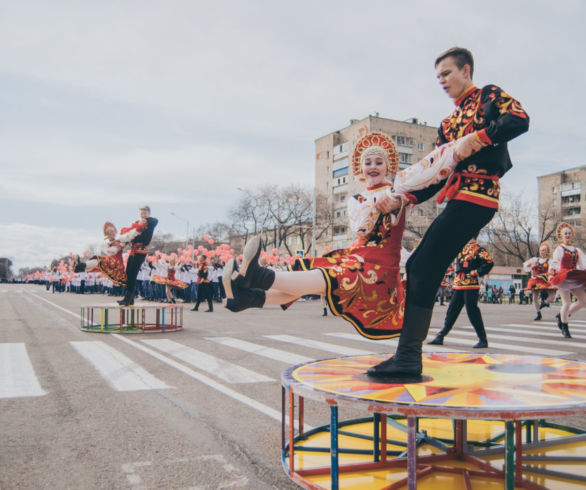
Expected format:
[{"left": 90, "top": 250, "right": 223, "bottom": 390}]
[
  {"left": 0, "top": 0, "right": 584, "bottom": 271},
  {"left": 0, "top": 223, "right": 101, "bottom": 272}
]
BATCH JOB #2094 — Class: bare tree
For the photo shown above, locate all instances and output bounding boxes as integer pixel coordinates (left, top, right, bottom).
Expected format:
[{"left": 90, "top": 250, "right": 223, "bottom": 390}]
[
  {"left": 482, "top": 193, "right": 560, "bottom": 266},
  {"left": 196, "top": 222, "right": 234, "bottom": 243}
]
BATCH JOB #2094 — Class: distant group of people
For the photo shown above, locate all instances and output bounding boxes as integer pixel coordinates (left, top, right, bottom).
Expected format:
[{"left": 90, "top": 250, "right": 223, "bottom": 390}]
[{"left": 30, "top": 206, "right": 295, "bottom": 314}]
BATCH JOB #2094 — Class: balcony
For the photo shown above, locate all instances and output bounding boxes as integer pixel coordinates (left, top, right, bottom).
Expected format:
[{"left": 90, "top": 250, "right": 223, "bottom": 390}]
[{"left": 561, "top": 188, "right": 581, "bottom": 197}]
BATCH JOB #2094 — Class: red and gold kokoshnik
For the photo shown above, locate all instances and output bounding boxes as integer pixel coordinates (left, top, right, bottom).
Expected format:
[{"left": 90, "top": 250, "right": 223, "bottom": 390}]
[{"left": 351, "top": 132, "right": 399, "bottom": 178}]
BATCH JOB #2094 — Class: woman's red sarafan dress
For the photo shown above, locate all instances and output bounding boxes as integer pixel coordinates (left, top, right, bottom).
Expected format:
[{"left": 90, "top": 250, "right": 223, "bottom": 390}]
[
  {"left": 97, "top": 241, "right": 127, "bottom": 287},
  {"left": 551, "top": 247, "right": 586, "bottom": 288},
  {"left": 153, "top": 267, "right": 188, "bottom": 289},
  {"left": 526, "top": 260, "right": 553, "bottom": 290},
  {"left": 291, "top": 210, "right": 405, "bottom": 340}
]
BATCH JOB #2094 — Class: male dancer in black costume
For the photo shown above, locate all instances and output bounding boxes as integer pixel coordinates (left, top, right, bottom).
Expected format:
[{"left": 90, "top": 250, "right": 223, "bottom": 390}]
[
  {"left": 118, "top": 206, "right": 158, "bottom": 306},
  {"left": 366, "top": 47, "right": 529, "bottom": 378},
  {"left": 428, "top": 238, "right": 494, "bottom": 348}
]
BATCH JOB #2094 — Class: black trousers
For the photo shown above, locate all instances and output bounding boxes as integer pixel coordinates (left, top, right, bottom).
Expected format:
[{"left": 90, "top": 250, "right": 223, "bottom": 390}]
[
  {"left": 405, "top": 200, "right": 496, "bottom": 310},
  {"left": 125, "top": 254, "right": 147, "bottom": 299},
  {"left": 195, "top": 283, "right": 213, "bottom": 311},
  {"left": 438, "top": 289, "right": 487, "bottom": 341}
]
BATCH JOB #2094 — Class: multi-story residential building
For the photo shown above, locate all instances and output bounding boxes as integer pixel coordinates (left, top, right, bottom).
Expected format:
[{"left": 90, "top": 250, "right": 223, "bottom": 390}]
[
  {"left": 538, "top": 166, "right": 586, "bottom": 240},
  {"left": 314, "top": 115, "right": 439, "bottom": 252}
]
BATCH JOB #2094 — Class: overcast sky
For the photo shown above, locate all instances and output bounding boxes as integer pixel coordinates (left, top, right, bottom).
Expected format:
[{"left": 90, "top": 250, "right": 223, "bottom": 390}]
[{"left": 1, "top": 0, "right": 585, "bottom": 272}]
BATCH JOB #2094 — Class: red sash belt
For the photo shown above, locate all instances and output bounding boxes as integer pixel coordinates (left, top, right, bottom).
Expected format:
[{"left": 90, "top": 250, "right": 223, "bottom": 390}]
[
  {"left": 437, "top": 171, "right": 500, "bottom": 209},
  {"left": 130, "top": 243, "right": 148, "bottom": 256}
]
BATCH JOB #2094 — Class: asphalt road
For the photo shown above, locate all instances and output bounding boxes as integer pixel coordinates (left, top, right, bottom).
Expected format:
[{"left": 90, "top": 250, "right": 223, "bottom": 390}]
[{"left": 2, "top": 284, "right": 585, "bottom": 489}]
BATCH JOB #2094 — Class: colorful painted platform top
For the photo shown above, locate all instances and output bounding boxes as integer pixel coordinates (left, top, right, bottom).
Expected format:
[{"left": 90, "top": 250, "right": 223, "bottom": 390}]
[{"left": 283, "top": 353, "right": 586, "bottom": 418}]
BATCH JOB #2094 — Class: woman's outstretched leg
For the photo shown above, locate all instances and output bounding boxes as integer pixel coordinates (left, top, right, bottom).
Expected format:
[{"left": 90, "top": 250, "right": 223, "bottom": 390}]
[
  {"left": 265, "top": 290, "right": 302, "bottom": 305},
  {"left": 271, "top": 270, "right": 326, "bottom": 297},
  {"left": 568, "top": 288, "right": 586, "bottom": 317},
  {"left": 532, "top": 291, "right": 542, "bottom": 320},
  {"left": 559, "top": 290, "right": 572, "bottom": 323},
  {"left": 224, "top": 256, "right": 327, "bottom": 312}
]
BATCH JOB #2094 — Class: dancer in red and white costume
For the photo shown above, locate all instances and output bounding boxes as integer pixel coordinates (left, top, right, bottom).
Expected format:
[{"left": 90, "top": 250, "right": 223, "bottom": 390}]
[
  {"left": 550, "top": 222, "right": 586, "bottom": 338},
  {"left": 83, "top": 221, "right": 140, "bottom": 288},
  {"left": 223, "top": 132, "right": 459, "bottom": 340},
  {"left": 523, "top": 242, "right": 556, "bottom": 321},
  {"left": 152, "top": 256, "right": 188, "bottom": 303}
]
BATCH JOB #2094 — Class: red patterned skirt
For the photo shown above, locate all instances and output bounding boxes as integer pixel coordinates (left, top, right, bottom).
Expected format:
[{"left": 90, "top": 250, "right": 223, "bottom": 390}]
[
  {"left": 550, "top": 269, "right": 586, "bottom": 291},
  {"left": 526, "top": 277, "right": 554, "bottom": 291},
  {"left": 97, "top": 254, "right": 127, "bottom": 287},
  {"left": 152, "top": 275, "right": 188, "bottom": 289},
  {"left": 290, "top": 244, "right": 404, "bottom": 340}
]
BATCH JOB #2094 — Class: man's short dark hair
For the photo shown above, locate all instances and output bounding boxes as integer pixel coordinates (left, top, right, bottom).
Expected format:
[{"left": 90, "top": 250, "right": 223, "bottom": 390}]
[{"left": 435, "top": 47, "right": 474, "bottom": 78}]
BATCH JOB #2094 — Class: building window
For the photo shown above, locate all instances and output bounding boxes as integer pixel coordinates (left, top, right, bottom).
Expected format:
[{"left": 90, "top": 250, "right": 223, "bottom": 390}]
[
  {"left": 418, "top": 143, "right": 424, "bottom": 151},
  {"left": 333, "top": 167, "right": 348, "bottom": 178},
  {"left": 396, "top": 136, "right": 406, "bottom": 146},
  {"left": 399, "top": 152, "right": 413, "bottom": 164},
  {"left": 562, "top": 195, "right": 581, "bottom": 205},
  {"left": 333, "top": 142, "right": 349, "bottom": 155},
  {"left": 567, "top": 207, "right": 581, "bottom": 216},
  {"left": 333, "top": 226, "right": 346, "bottom": 235}
]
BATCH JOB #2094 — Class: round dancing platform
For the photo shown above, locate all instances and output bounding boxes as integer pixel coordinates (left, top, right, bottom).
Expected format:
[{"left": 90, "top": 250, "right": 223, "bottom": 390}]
[
  {"left": 281, "top": 353, "right": 586, "bottom": 490},
  {"left": 80, "top": 304, "right": 183, "bottom": 333}
]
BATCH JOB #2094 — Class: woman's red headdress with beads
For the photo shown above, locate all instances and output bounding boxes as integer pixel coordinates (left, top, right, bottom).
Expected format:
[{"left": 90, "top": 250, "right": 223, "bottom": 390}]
[
  {"left": 351, "top": 132, "right": 399, "bottom": 181},
  {"left": 556, "top": 222, "right": 574, "bottom": 244},
  {"left": 103, "top": 221, "right": 116, "bottom": 236}
]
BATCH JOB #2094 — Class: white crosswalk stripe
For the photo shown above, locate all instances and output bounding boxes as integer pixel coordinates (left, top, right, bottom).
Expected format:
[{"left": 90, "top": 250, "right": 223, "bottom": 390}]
[
  {"left": 141, "top": 339, "right": 273, "bottom": 384},
  {"left": 206, "top": 337, "right": 312, "bottom": 365},
  {"left": 325, "top": 333, "right": 466, "bottom": 353},
  {"left": 503, "top": 324, "right": 586, "bottom": 340},
  {"left": 0, "top": 343, "right": 47, "bottom": 399},
  {"left": 70, "top": 341, "right": 171, "bottom": 391},
  {"left": 427, "top": 328, "right": 574, "bottom": 356},
  {"left": 531, "top": 321, "right": 586, "bottom": 330},
  {"left": 266, "top": 334, "right": 371, "bottom": 356}
]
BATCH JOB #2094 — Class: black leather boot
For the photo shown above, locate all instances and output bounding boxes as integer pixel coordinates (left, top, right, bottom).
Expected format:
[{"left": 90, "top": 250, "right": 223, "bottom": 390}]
[
  {"left": 427, "top": 334, "right": 444, "bottom": 345},
  {"left": 226, "top": 238, "right": 275, "bottom": 299},
  {"left": 225, "top": 287, "right": 266, "bottom": 312},
  {"left": 534, "top": 311, "right": 542, "bottom": 321},
  {"left": 118, "top": 291, "right": 134, "bottom": 306},
  {"left": 560, "top": 322, "right": 572, "bottom": 339},
  {"left": 366, "top": 303, "right": 433, "bottom": 379},
  {"left": 556, "top": 313, "right": 563, "bottom": 331}
]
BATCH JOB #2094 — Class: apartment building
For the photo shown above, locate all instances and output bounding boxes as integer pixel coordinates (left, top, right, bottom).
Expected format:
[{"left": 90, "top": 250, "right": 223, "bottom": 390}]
[{"left": 538, "top": 166, "right": 586, "bottom": 239}]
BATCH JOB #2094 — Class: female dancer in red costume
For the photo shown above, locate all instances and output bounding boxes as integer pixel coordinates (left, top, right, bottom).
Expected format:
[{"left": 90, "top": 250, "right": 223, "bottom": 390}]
[
  {"left": 523, "top": 242, "right": 556, "bottom": 321},
  {"left": 223, "top": 132, "right": 458, "bottom": 340},
  {"left": 550, "top": 222, "right": 586, "bottom": 338},
  {"left": 152, "top": 256, "right": 189, "bottom": 303},
  {"left": 83, "top": 222, "right": 141, "bottom": 287}
]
